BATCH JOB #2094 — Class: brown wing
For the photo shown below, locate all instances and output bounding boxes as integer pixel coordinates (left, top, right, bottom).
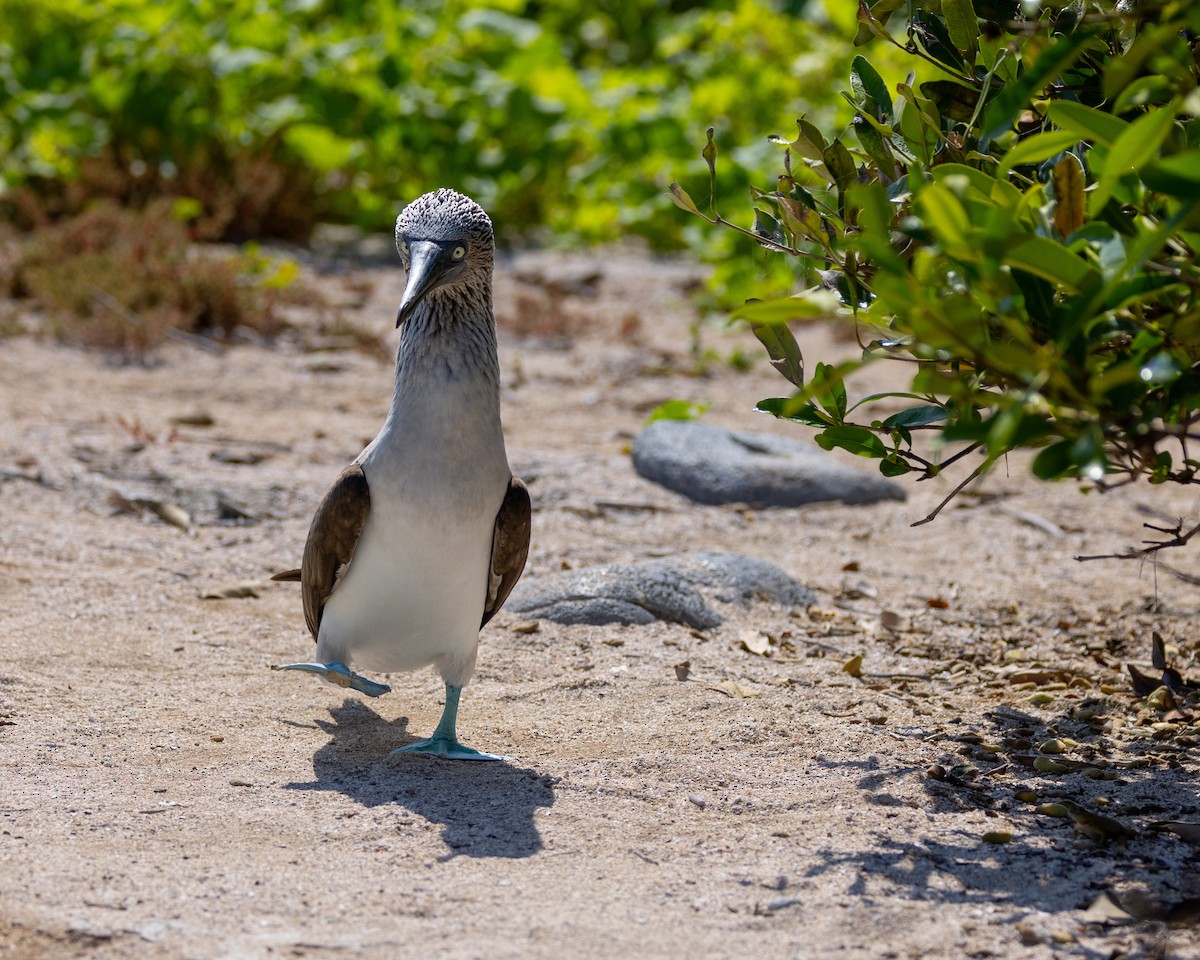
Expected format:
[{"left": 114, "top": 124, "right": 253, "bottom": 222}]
[
  {"left": 298, "top": 463, "right": 371, "bottom": 640},
  {"left": 481, "top": 476, "right": 531, "bottom": 628}
]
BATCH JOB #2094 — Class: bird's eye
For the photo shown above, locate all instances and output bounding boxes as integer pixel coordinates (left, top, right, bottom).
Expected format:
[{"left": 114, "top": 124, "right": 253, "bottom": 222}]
[{"left": 451, "top": 245, "right": 467, "bottom": 261}]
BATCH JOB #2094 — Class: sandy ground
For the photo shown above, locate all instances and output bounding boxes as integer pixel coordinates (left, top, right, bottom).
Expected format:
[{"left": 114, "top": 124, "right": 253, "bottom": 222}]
[{"left": 2, "top": 247, "right": 1199, "bottom": 959}]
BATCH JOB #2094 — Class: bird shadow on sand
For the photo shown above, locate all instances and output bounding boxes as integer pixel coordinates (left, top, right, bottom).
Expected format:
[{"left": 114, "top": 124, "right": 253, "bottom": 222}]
[{"left": 284, "top": 698, "right": 554, "bottom": 859}]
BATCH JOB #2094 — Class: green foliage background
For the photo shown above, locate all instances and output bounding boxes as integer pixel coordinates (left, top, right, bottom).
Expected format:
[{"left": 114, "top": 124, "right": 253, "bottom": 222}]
[{"left": 0, "top": 0, "right": 849, "bottom": 257}]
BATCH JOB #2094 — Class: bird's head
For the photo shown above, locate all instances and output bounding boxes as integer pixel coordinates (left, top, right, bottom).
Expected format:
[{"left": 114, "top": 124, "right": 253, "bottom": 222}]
[{"left": 393, "top": 189, "right": 494, "bottom": 328}]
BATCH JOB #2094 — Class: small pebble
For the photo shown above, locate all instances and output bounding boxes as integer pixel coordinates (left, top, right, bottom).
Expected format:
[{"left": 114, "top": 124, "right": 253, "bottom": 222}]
[{"left": 688, "top": 794, "right": 707, "bottom": 809}]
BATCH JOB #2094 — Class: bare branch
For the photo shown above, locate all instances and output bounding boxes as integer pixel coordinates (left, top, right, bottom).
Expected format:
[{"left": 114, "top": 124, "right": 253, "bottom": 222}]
[
  {"left": 1075, "top": 518, "right": 1200, "bottom": 562},
  {"left": 911, "top": 456, "right": 992, "bottom": 527}
]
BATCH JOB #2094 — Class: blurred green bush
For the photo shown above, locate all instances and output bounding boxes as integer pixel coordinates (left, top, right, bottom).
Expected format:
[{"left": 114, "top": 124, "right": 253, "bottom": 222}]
[{"left": 0, "top": 0, "right": 846, "bottom": 249}]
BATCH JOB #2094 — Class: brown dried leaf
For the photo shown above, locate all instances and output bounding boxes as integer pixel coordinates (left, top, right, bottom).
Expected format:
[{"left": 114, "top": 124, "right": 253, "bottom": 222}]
[
  {"left": 740, "top": 629, "right": 771, "bottom": 657},
  {"left": 709, "top": 679, "right": 759, "bottom": 699},
  {"left": 1052, "top": 154, "right": 1086, "bottom": 237}
]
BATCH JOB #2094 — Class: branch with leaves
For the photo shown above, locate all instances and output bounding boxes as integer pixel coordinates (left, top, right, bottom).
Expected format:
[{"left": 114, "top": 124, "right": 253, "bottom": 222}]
[{"left": 671, "top": 0, "right": 1200, "bottom": 537}]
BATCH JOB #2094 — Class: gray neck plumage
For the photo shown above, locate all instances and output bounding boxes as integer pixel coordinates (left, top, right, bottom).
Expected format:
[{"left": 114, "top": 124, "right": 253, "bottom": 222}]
[{"left": 392, "top": 277, "right": 500, "bottom": 402}]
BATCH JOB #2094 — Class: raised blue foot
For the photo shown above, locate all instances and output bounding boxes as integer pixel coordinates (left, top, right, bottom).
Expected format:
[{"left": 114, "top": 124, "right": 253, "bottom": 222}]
[
  {"left": 390, "top": 682, "right": 509, "bottom": 762},
  {"left": 271, "top": 660, "right": 391, "bottom": 698}
]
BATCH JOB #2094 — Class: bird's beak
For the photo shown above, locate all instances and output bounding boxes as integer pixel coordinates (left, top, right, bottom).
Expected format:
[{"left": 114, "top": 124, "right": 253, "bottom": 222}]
[{"left": 395, "top": 240, "right": 447, "bottom": 328}]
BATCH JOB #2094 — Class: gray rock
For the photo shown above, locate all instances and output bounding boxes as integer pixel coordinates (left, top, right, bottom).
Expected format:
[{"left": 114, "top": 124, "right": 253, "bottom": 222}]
[
  {"left": 631, "top": 420, "right": 905, "bottom": 507},
  {"left": 506, "top": 551, "right": 814, "bottom": 628}
]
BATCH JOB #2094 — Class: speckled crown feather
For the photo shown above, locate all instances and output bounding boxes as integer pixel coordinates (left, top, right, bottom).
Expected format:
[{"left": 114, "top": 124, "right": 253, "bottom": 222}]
[{"left": 394, "top": 189, "right": 494, "bottom": 254}]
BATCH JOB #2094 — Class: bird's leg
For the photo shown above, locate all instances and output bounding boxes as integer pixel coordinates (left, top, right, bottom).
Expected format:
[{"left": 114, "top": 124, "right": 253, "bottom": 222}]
[
  {"left": 391, "top": 683, "right": 509, "bottom": 761},
  {"left": 271, "top": 661, "right": 391, "bottom": 698}
]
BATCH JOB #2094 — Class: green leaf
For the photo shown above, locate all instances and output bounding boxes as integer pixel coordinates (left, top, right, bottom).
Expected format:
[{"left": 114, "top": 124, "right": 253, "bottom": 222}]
[
  {"left": 1113, "top": 75, "right": 1176, "bottom": 114},
  {"left": 1092, "top": 107, "right": 1176, "bottom": 211},
  {"left": 930, "top": 162, "right": 999, "bottom": 198},
  {"left": 812, "top": 362, "right": 848, "bottom": 421},
  {"left": 1045, "top": 101, "right": 1129, "bottom": 147},
  {"left": 1101, "top": 21, "right": 1183, "bottom": 102},
  {"left": 786, "top": 116, "right": 828, "bottom": 163},
  {"left": 897, "top": 95, "right": 939, "bottom": 165},
  {"left": 823, "top": 139, "right": 858, "bottom": 196},
  {"left": 1031, "top": 439, "right": 1075, "bottom": 479},
  {"left": 850, "top": 55, "right": 892, "bottom": 121},
  {"left": 853, "top": 115, "right": 894, "bottom": 175},
  {"left": 815, "top": 425, "right": 888, "bottom": 458},
  {"left": 921, "top": 79, "right": 984, "bottom": 123},
  {"left": 941, "top": 0, "right": 979, "bottom": 59},
  {"left": 881, "top": 405, "right": 948, "bottom": 429},
  {"left": 753, "top": 208, "right": 784, "bottom": 245},
  {"left": 879, "top": 456, "right": 912, "bottom": 477},
  {"left": 1004, "top": 234, "right": 1100, "bottom": 294},
  {"left": 855, "top": 0, "right": 905, "bottom": 45},
  {"left": 757, "top": 397, "right": 831, "bottom": 427},
  {"left": 749, "top": 319, "right": 805, "bottom": 389},
  {"left": 997, "top": 130, "right": 1080, "bottom": 176},
  {"left": 917, "top": 183, "right": 970, "bottom": 248},
  {"left": 981, "top": 32, "right": 1092, "bottom": 144},
  {"left": 733, "top": 291, "right": 840, "bottom": 325},
  {"left": 667, "top": 181, "right": 702, "bottom": 215},
  {"left": 1098, "top": 272, "right": 1178, "bottom": 313},
  {"left": 1141, "top": 151, "right": 1200, "bottom": 198},
  {"left": 775, "top": 195, "right": 827, "bottom": 248},
  {"left": 911, "top": 11, "right": 965, "bottom": 71},
  {"left": 646, "top": 400, "right": 709, "bottom": 424}
]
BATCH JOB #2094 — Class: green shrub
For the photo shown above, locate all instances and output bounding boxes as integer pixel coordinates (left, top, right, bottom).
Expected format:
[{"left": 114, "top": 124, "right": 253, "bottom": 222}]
[
  {"left": 0, "top": 0, "right": 842, "bottom": 247},
  {"left": 673, "top": 0, "right": 1200, "bottom": 537}
]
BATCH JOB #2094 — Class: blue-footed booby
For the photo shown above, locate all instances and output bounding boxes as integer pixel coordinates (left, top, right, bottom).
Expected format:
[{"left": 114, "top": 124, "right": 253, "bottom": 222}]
[{"left": 272, "top": 189, "right": 531, "bottom": 761}]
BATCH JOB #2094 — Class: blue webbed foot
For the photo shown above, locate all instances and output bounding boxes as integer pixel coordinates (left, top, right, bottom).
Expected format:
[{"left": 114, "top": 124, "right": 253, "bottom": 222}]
[
  {"left": 389, "top": 682, "right": 510, "bottom": 761},
  {"left": 391, "top": 737, "right": 509, "bottom": 762},
  {"left": 271, "top": 661, "right": 391, "bottom": 698}
]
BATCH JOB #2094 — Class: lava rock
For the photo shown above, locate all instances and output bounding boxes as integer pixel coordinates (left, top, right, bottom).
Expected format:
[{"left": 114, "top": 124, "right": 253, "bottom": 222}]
[
  {"left": 506, "top": 551, "right": 814, "bottom": 628},
  {"left": 631, "top": 420, "right": 905, "bottom": 507}
]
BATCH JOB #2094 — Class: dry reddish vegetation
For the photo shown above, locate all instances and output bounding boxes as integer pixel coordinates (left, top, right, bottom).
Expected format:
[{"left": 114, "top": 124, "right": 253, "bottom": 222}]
[{"left": 1, "top": 249, "right": 1199, "bottom": 959}]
